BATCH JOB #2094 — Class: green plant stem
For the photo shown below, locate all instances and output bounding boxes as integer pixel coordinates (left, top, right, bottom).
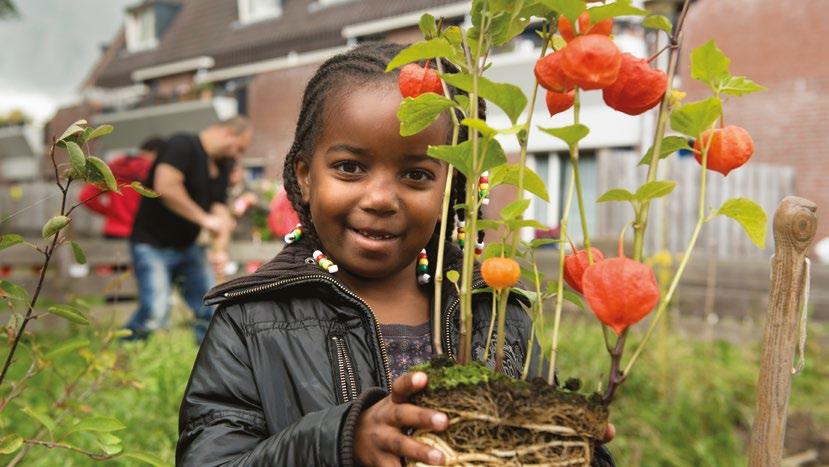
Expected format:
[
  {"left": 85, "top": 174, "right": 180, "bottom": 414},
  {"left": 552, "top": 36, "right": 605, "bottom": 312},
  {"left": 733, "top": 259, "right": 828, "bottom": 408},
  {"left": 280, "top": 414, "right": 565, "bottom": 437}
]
[
  {"left": 483, "top": 289, "right": 498, "bottom": 360},
  {"left": 18, "top": 439, "right": 116, "bottom": 461},
  {"left": 457, "top": 16, "right": 487, "bottom": 365},
  {"left": 0, "top": 143, "right": 67, "bottom": 388},
  {"left": 508, "top": 30, "right": 551, "bottom": 254},
  {"left": 624, "top": 123, "right": 715, "bottom": 377},
  {"left": 493, "top": 287, "right": 510, "bottom": 373},
  {"left": 547, "top": 170, "right": 576, "bottom": 385},
  {"left": 602, "top": 329, "right": 629, "bottom": 404},
  {"left": 568, "top": 89, "right": 595, "bottom": 265},
  {"left": 523, "top": 256, "right": 544, "bottom": 380},
  {"left": 632, "top": 0, "right": 691, "bottom": 262},
  {"left": 431, "top": 66, "right": 461, "bottom": 354}
]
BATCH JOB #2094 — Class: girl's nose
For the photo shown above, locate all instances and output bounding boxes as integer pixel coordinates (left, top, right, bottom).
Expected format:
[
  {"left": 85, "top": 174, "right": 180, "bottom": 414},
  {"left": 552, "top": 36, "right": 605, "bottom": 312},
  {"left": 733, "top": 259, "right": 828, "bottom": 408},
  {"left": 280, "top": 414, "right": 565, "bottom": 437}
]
[{"left": 359, "top": 175, "right": 399, "bottom": 216}]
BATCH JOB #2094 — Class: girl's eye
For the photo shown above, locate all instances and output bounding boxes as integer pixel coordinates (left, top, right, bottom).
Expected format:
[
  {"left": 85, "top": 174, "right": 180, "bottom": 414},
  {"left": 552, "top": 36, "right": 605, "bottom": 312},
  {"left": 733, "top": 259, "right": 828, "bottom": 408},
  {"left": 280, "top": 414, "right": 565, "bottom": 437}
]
[
  {"left": 334, "top": 161, "right": 363, "bottom": 174},
  {"left": 404, "top": 169, "right": 435, "bottom": 182}
]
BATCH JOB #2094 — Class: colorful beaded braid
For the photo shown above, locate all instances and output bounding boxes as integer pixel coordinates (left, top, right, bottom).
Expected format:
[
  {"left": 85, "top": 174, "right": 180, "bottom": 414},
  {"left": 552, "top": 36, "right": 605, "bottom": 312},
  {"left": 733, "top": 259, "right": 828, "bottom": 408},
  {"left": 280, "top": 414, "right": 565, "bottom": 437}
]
[
  {"left": 284, "top": 224, "right": 302, "bottom": 244},
  {"left": 313, "top": 250, "right": 338, "bottom": 274},
  {"left": 417, "top": 248, "right": 431, "bottom": 285}
]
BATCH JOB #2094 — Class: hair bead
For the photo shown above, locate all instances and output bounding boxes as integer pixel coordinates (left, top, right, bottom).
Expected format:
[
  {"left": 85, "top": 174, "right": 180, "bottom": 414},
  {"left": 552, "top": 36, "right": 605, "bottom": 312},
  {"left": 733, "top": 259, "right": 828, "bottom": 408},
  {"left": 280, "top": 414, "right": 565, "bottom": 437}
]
[{"left": 313, "top": 250, "right": 339, "bottom": 274}]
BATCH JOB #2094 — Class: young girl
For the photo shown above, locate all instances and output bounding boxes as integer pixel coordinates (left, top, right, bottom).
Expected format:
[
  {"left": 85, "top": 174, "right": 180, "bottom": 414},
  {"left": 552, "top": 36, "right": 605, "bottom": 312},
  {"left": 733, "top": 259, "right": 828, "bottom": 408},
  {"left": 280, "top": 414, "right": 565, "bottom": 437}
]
[{"left": 177, "top": 43, "right": 613, "bottom": 466}]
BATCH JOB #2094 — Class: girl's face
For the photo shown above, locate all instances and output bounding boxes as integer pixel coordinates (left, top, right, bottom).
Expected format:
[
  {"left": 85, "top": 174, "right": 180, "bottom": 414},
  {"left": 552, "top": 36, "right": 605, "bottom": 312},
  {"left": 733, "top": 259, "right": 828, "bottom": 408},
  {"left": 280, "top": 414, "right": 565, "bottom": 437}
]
[{"left": 296, "top": 82, "right": 449, "bottom": 283}]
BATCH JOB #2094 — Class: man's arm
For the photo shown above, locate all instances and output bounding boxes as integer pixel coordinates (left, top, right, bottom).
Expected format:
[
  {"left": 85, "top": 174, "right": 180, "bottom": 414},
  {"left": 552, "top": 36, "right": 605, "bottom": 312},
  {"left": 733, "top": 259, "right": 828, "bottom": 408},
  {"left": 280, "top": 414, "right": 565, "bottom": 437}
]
[{"left": 154, "top": 163, "right": 223, "bottom": 233}]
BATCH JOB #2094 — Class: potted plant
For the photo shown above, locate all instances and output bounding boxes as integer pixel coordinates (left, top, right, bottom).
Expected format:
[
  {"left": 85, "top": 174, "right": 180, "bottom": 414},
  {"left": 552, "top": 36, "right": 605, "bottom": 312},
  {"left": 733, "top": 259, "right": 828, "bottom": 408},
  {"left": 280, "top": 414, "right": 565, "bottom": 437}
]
[{"left": 388, "top": 0, "right": 767, "bottom": 464}]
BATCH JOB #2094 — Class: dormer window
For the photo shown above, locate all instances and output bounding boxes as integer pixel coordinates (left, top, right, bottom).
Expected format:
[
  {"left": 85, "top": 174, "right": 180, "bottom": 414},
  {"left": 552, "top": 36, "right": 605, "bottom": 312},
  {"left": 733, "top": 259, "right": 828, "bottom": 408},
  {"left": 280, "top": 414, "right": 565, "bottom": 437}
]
[
  {"left": 238, "top": 0, "right": 282, "bottom": 24},
  {"left": 126, "top": 5, "right": 158, "bottom": 52},
  {"left": 124, "top": 1, "right": 180, "bottom": 53}
]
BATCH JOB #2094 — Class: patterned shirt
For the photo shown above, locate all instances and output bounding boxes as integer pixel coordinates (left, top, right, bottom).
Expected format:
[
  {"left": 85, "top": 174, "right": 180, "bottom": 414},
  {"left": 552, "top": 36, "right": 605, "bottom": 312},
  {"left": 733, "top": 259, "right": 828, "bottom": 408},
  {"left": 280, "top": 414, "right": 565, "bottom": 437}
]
[{"left": 379, "top": 322, "right": 433, "bottom": 382}]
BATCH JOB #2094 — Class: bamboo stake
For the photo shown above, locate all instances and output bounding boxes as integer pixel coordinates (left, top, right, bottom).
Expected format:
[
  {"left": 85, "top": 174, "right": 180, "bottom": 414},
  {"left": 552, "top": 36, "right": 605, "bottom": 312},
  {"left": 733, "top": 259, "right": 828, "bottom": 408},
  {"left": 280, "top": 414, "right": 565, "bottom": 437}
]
[{"left": 748, "top": 196, "right": 817, "bottom": 467}]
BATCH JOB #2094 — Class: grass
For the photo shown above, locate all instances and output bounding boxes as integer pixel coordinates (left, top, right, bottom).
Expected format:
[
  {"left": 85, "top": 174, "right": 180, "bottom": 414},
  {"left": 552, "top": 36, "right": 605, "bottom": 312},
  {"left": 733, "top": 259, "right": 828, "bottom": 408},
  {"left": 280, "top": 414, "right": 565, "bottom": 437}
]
[{"left": 1, "top": 309, "right": 826, "bottom": 465}]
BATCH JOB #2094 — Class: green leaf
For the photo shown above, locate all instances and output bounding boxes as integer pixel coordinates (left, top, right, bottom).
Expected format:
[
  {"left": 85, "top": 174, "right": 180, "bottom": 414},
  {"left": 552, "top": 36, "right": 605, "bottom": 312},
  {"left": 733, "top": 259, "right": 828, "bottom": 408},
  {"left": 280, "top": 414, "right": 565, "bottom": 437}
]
[
  {"left": 670, "top": 96, "right": 722, "bottom": 137},
  {"left": 461, "top": 118, "right": 498, "bottom": 139},
  {"left": 551, "top": 34, "right": 567, "bottom": 51},
  {"left": 65, "top": 141, "right": 86, "bottom": 175},
  {"left": 67, "top": 416, "right": 126, "bottom": 435},
  {"left": 441, "top": 73, "right": 527, "bottom": 124},
  {"left": 130, "top": 181, "right": 160, "bottom": 198},
  {"left": 47, "top": 305, "right": 90, "bottom": 325},
  {"left": 539, "top": 0, "right": 586, "bottom": 21},
  {"left": 538, "top": 124, "right": 589, "bottom": 147},
  {"left": 633, "top": 180, "right": 677, "bottom": 201},
  {"left": 500, "top": 199, "right": 532, "bottom": 220},
  {"left": 41, "top": 215, "right": 70, "bottom": 238},
  {"left": 506, "top": 218, "right": 549, "bottom": 231},
  {"left": 642, "top": 14, "right": 672, "bottom": 34},
  {"left": 58, "top": 120, "right": 87, "bottom": 141},
  {"left": 44, "top": 337, "right": 90, "bottom": 360},
  {"left": 588, "top": 0, "right": 647, "bottom": 23},
  {"left": 418, "top": 13, "right": 437, "bottom": 39},
  {"left": 385, "top": 38, "right": 455, "bottom": 72},
  {"left": 529, "top": 238, "right": 561, "bottom": 249},
  {"left": 597, "top": 188, "right": 634, "bottom": 203},
  {"left": 70, "top": 241, "right": 86, "bottom": 264},
  {"left": 716, "top": 198, "right": 767, "bottom": 249},
  {"left": 21, "top": 406, "right": 56, "bottom": 433},
  {"left": 428, "top": 143, "right": 471, "bottom": 176},
  {"left": 122, "top": 451, "right": 166, "bottom": 467},
  {"left": 638, "top": 136, "right": 691, "bottom": 165},
  {"left": 84, "top": 124, "right": 113, "bottom": 142},
  {"left": 480, "top": 139, "right": 508, "bottom": 173},
  {"left": 690, "top": 40, "right": 731, "bottom": 92},
  {"left": 563, "top": 289, "right": 585, "bottom": 310},
  {"left": 0, "top": 434, "right": 23, "bottom": 454},
  {"left": 490, "top": 164, "right": 550, "bottom": 202},
  {"left": 443, "top": 26, "right": 462, "bottom": 46},
  {"left": 446, "top": 270, "right": 460, "bottom": 283},
  {"left": 397, "top": 94, "right": 455, "bottom": 137},
  {"left": 0, "top": 234, "right": 24, "bottom": 252},
  {"left": 0, "top": 280, "right": 30, "bottom": 304},
  {"left": 86, "top": 156, "right": 118, "bottom": 192},
  {"left": 719, "top": 76, "right": 766, "bottom": 96},
  {"left": 476, "top": 220, "right": 503, "bottom": 233}
]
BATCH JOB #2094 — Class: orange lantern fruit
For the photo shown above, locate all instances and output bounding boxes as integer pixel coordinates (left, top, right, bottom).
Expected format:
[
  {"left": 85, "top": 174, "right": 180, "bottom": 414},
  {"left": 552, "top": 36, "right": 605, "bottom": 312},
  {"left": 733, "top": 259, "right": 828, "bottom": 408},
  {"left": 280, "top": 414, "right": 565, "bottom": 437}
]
[
  {"left": 398, "top": 63, "right": 443, "bottom": 98},
  {"left": 602, "top": 53, "right": 668, "bottom": 115},
  {"left": 534, "top": 52, "right": 575, "bottom": 93},
  {"left": 545, "top": 90, "right": 576, "bottom": 116},
  {"left": 563, "top": 245, "right": 605, "bottom": 294},
  {"left": 558, "top": 11, "right": 613, "bottom": 42},
  {"left": 693, "top": 125, "right": 755, "bottom": 176},
  {"left": 481, "top": 257, "right": 521, "bottom": 290},
  {"left": 560, "top": 35, "right": 621, "bottom": 90}
]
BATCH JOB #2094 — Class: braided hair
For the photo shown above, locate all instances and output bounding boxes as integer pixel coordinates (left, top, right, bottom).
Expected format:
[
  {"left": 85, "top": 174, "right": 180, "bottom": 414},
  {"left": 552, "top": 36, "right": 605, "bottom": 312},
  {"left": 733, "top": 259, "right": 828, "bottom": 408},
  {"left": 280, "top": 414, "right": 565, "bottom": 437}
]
[{"left": 282, "top": 42, "right": 486, "bottom": 273}]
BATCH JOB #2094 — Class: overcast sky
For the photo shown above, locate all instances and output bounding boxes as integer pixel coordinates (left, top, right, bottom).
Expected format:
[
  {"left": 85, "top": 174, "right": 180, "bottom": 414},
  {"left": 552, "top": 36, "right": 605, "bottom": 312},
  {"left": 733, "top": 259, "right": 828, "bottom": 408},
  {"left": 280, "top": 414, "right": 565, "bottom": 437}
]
[{"left": 0, "top": 0, "right": 133, "bottom": 123}]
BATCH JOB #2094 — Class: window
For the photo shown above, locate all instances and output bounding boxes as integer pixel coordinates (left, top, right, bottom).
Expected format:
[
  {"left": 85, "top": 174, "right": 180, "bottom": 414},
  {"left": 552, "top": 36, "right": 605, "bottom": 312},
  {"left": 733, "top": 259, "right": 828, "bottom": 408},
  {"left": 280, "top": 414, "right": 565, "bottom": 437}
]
[
  {"left": 525, "top": 151, "right": 598, "bottom": 242},
  {"left": 125, "top": 5, "right": 158, "bottom": 52},
  {"left": 238, "top": 0, "right": 281, "bottom": 24}
]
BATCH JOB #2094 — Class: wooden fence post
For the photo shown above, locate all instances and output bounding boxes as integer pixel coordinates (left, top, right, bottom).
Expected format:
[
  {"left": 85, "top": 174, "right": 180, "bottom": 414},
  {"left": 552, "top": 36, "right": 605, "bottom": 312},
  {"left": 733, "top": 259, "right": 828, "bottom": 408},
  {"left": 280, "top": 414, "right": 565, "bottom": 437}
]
[{"left": 748, "top": 196, "right": 817, "bottom": 466}]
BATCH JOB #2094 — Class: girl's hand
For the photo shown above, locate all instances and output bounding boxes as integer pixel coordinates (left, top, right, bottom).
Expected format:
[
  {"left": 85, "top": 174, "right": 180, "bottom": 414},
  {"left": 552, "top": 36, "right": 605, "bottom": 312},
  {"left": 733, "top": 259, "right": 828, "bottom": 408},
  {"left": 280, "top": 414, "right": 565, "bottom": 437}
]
[{"left": 354, "top": 371, "right": 448, "bottom": 466}]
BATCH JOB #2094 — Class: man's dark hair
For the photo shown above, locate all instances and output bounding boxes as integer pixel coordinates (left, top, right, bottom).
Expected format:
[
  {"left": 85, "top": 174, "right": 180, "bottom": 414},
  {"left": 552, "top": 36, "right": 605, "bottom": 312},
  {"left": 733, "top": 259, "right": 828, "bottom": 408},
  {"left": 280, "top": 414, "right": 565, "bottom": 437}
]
[
  {"left": 282, "top": 42, "right": 486, "bottom": 271},
  {"left": 139, "top": 136, "right": 167, "bottom": 155}
]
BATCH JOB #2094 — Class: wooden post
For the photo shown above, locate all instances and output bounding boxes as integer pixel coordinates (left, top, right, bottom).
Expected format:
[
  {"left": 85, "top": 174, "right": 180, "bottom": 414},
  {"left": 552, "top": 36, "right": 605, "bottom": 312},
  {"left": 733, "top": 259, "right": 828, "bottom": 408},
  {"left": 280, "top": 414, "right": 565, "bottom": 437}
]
[{"left": 748, "top": 196, "right": 817, "bottom": 466}]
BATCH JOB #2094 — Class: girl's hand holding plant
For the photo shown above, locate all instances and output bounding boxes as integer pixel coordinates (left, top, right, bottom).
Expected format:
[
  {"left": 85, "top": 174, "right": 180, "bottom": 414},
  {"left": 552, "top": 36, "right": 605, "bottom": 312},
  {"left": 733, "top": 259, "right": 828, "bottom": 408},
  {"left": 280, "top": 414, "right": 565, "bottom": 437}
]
[{"left": 354, "top": 372, "right": 448, "bottom": 466}]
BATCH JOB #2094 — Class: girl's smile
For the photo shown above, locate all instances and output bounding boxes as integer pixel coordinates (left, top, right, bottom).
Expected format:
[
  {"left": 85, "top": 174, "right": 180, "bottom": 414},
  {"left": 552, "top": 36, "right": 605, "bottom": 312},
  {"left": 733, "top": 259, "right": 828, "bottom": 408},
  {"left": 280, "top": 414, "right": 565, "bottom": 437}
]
[{"left": 296, "top": 82, "right": 450, "bottom": 285}]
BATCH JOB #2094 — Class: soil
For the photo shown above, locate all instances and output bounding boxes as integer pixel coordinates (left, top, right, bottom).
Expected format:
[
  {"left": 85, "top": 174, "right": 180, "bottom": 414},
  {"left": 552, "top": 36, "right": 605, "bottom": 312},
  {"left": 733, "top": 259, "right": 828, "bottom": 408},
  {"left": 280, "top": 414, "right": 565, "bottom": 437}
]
[{"left": 409, "top": 356, "right": 608, "bottom": 466}]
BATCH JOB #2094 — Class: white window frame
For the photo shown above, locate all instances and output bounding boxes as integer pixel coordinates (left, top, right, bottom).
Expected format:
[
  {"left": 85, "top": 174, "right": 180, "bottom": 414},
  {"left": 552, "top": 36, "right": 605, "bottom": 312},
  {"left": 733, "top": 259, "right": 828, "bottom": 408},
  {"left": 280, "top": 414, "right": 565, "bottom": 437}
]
[
  {"left": 238, "top": 0, "right": 282, "bottom": 24},
  {"left": 125, "top": 5, "right": 158, "bottom": 53}
]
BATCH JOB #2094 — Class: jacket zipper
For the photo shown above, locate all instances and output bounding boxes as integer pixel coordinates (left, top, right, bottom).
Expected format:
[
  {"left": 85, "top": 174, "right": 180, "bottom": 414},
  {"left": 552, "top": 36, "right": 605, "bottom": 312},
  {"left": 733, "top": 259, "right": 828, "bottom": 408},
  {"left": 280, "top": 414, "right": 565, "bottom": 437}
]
[
  {"left": 442, "top": 279, "right": 487, "bottom": 360},
  {"left": 224, "top": 274, "right": 393, "bottom": 390},
  {"left": 331, "top": 335, "right": 358, "bottom": 402}
]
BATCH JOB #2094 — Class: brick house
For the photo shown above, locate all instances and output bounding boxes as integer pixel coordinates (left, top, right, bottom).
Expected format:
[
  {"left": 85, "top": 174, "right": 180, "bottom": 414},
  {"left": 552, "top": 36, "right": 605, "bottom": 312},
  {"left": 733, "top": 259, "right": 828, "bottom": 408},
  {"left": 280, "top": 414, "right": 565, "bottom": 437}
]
[
  {"left": 36, "top": 0, "right": 815, "bottom": 252},
  {"left": 678, "top": 0, "right": 828, "bottom": 245}
]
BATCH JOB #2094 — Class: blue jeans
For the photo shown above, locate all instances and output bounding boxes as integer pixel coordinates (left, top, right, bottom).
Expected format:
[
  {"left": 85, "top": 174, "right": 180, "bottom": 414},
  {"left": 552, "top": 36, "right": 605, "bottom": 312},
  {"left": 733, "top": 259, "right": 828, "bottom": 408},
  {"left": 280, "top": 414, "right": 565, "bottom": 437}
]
[{"left": 125, "top": 242, "right": 215, "bottom": 343}]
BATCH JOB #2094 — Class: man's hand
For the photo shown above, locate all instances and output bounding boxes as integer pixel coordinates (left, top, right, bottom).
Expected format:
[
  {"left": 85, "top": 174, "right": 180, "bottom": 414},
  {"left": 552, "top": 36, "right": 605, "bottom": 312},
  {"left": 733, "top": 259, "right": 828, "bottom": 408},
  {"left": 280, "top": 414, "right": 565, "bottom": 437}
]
[
  {"left": 208, "top": 249, "right": 230, "bottom": 276},
  {"left": 354, "top": 372, "right": 448, "bottom": 466},
  {"left": 200, "top": 214, "right": 225, "bottom": 235}
]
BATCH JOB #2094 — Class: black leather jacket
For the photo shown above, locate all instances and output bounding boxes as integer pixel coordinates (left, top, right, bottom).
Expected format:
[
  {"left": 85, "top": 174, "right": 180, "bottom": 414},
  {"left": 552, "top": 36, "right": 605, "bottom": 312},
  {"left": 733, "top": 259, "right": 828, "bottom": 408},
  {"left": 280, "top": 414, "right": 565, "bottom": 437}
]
[{"left": 176, "top": 241, "right": 613, "bottom": 466}]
